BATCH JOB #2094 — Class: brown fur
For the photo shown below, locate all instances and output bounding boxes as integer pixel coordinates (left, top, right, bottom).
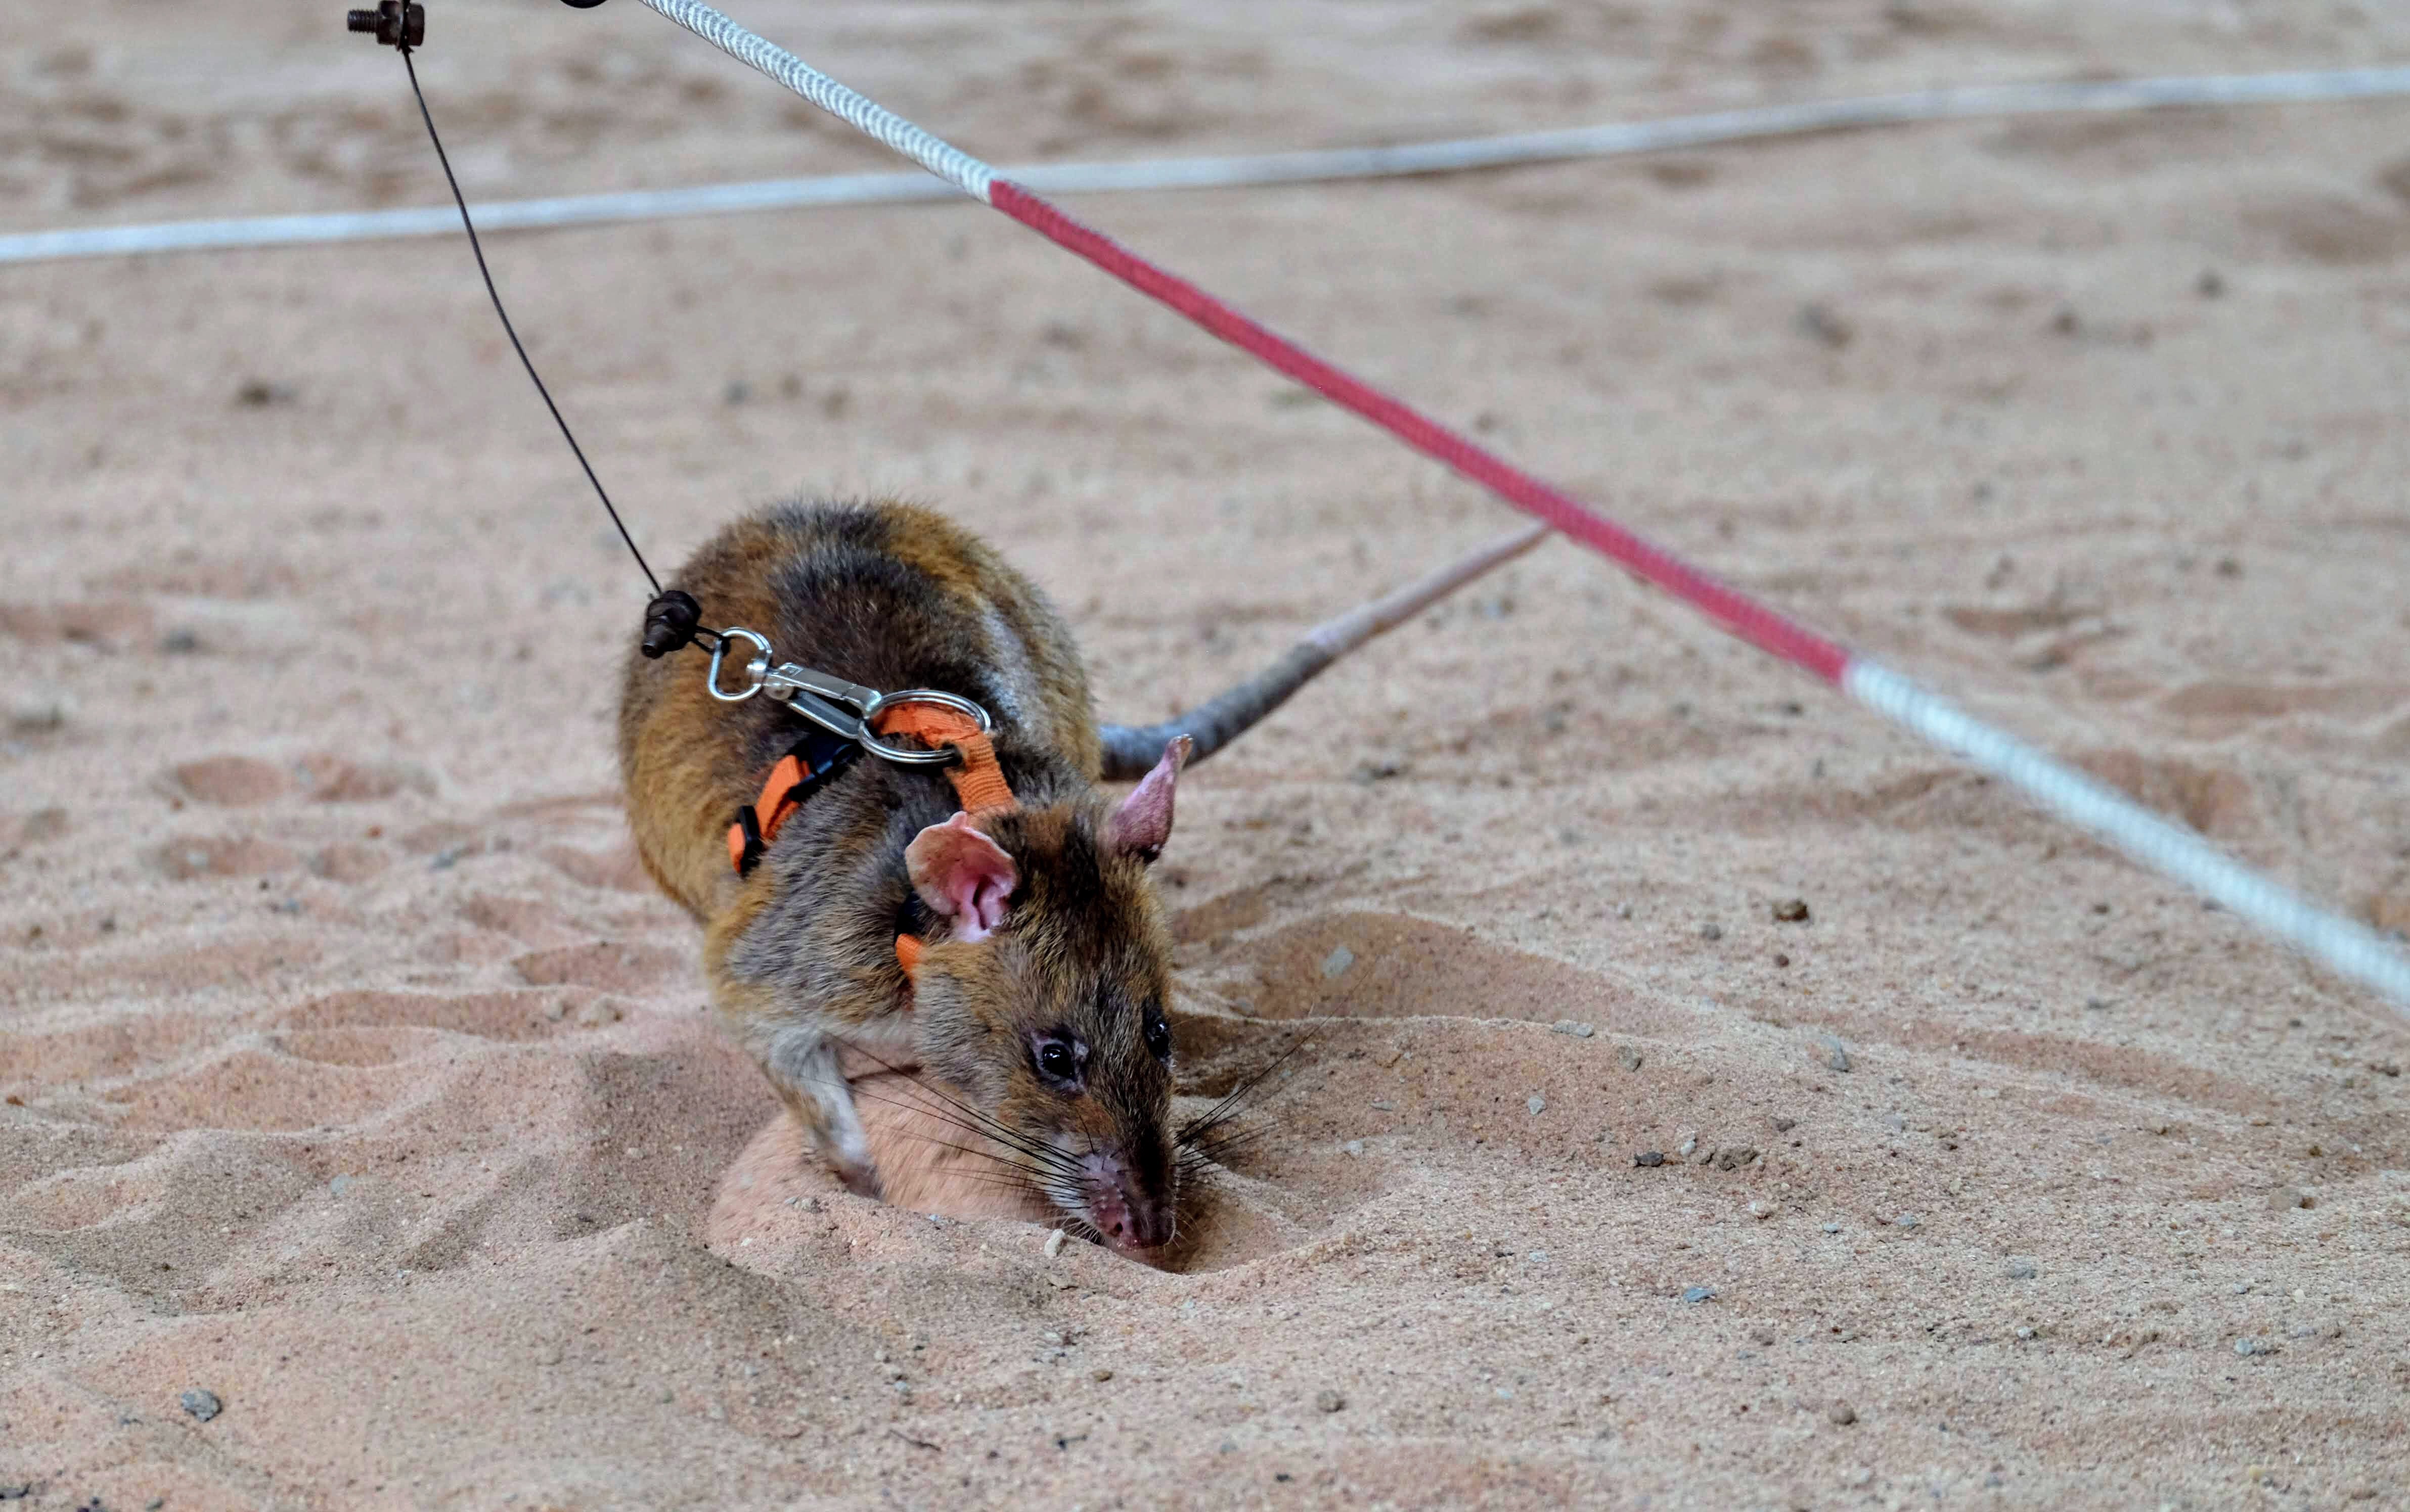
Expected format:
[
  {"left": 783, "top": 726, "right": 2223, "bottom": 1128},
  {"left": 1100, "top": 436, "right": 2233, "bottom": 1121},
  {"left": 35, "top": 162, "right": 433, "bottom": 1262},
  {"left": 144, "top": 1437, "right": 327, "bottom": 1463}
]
[{"left": 619, "top": 501, "right": 1179, "bottom": 1246}]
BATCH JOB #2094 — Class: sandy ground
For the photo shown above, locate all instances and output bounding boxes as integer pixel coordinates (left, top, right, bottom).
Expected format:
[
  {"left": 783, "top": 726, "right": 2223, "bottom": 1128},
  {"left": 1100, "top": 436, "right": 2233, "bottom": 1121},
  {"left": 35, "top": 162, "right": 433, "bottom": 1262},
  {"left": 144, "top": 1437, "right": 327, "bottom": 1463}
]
[{"left": 9, "top": 1, "right": 2410, "bottom": 1507}]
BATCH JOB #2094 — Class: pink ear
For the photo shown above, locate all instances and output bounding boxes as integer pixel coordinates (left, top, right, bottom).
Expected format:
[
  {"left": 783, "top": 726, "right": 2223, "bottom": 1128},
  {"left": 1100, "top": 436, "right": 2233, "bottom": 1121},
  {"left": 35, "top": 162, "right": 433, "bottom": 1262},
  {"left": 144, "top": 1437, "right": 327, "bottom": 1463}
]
[
  {"left": 905, "top": 813, "right": 1018, "bottom": 942},
  {"left": 1104, "top": 736, "right": 1191, "bottom": 863}
]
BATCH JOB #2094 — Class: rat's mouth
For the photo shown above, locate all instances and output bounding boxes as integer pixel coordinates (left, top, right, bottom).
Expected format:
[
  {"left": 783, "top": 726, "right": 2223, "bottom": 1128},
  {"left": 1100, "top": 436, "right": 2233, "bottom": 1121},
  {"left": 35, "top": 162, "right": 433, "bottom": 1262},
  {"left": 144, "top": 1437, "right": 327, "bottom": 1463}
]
[{"left": 1057, "top": 1150, "right": 1175, "bottom": 1253}]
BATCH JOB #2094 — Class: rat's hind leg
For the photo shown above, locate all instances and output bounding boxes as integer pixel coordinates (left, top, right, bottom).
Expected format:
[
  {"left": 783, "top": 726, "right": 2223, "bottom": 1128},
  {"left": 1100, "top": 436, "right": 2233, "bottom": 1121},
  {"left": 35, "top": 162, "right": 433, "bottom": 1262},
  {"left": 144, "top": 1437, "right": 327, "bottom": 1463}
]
[{"left": 757, "top": 1021, "right": 881, "bottom": 1198}]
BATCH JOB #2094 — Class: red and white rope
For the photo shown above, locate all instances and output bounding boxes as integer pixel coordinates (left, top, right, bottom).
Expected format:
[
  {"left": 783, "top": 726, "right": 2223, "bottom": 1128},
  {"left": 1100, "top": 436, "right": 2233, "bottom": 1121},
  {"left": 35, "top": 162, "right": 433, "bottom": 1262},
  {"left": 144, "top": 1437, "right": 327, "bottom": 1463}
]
[{"left": 634, "top": 0, "right": 2410, "bottom": 1012}]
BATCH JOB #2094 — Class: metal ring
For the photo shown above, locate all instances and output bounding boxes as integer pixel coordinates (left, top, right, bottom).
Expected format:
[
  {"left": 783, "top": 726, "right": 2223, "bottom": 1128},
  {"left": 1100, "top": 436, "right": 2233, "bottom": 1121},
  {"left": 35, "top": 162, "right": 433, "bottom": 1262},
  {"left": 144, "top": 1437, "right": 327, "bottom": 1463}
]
[
  {"left": 705, "top": 627, "right": 773, "bottom": 703},
  {"left": 855, "top": 688, "right": 994, "bottom": 765}
]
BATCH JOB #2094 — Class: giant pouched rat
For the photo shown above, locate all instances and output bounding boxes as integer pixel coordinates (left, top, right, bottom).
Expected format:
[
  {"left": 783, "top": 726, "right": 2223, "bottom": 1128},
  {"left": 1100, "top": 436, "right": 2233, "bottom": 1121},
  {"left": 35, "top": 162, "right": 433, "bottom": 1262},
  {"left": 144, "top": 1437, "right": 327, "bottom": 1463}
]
[{"left": 619, "top": 499, "right": 1544, "bottom": 1252}]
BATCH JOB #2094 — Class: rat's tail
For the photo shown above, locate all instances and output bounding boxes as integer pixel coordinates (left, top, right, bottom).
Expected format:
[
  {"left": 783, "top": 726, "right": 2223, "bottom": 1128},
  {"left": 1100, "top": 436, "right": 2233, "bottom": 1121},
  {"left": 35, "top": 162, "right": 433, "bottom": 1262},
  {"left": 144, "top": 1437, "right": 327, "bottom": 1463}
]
[{"left": 1096, "top": 522, "right": 1548, "bottom": 780}]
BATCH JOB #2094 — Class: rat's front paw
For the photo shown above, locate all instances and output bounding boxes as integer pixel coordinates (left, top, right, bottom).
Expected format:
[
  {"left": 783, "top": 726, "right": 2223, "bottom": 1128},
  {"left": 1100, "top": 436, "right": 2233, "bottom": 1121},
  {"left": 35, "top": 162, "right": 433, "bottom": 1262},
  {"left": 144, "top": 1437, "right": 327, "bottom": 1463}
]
[{"left": 830, "top": 1157, "right": 884, "bottom": 1201}]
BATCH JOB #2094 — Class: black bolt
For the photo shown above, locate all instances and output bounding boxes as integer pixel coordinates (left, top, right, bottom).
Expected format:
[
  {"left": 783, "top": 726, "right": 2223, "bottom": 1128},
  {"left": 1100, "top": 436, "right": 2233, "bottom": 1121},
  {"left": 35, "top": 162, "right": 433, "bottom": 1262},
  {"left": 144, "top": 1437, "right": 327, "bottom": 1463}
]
[
  {"left": 346, "top": 2, "right": 424, "bottom": 48},
  {"left": 641, "top": 589, "right": 704, "bottom": 660}
]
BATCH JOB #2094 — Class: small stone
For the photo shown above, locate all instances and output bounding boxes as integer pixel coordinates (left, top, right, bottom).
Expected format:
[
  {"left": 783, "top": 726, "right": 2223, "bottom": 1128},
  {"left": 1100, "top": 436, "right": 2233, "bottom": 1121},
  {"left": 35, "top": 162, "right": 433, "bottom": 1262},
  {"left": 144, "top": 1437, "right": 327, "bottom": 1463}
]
[
  {"left": 1820, "top": 1222, "right": 1842, "bottom": 1234},
  {"left": 1682, "top": 1287, "right": 1716, "bottom": 1305},
  {"left": 180, "top": 1388, "right": 222, "bottom": 1422},
  {"left": 1826, "top": 1401, "right": 1857, "bottom": 1426},
  {"left": 1314, "top": 1389, "right": 1345, "bottom": 1413},
  {"left": 1893, "top": 1213, "right": 1918, "bottom": 1229},
  {"left": 2268, "top": 1188, "right": 2310, "bottom": 1211},
  {"left": 1772, "top": 898, "right": 1809, "bottom": 923},
  {"left": 1616, "top": 1045, "right": 1643, "bottom": 1073},
  {"left": 1714, "top": 1147, "right": 1759, "bottom": 1172},
  {"left": 1527, "top": 1095, "right": 1547, "bottom": 1116},
  {"left": 1614, "top": 902, "right": 1633, "bottom": 920},
  {"left": 1092, "top": 1368, "right": 1113, "bottom": 1382},
  {"left": 1343, "top": 1140, "right": 1364, "bottom": 1157},
  {"left": 1699, "top": 923, "right": 1723, "bottom": 941},
  {"left": 1043, "top": 1228, "right": 1066, "bottom": 1258},
  {"left": 1677, "top": 1136, "right": 1698, "bottom": 1158},
  {"left": 1747, "top": 1201, "right": 1772, "bottom": 1220},
  {"left": 1635, "top": 1151, "right": 1665, "bottom": 1168},
  {"left": 1827, "top": 1046, "right": 1851, "bottom": 1073},
  {"left": 1550, "top": 1020, "right": 1595, "bottom": 1038},
  {"left": 2004, "top": 1257, "right": 2037, "bottom": 1280},
  {"left": 1772, "top": 952, "right": 1790, "bottom": 968},
  {"left": 2234, "top": 1337, "right": 2276, "bottom": 1358},
  {"left": 329, "top": 1174, "right": 352, "bottom": 1196},
  {"left": 1369, "top": 1101, "right": 1394, "bottom": 1111},
  {"left": 1772, "top": 1117, "right": 1797, "bottom": 1133},
  {"left": 1320, "top": 947, "right": 1355, "bottom": 979},
  {"left": 7, "top": 693, "right": 72, "bottom": 732}
]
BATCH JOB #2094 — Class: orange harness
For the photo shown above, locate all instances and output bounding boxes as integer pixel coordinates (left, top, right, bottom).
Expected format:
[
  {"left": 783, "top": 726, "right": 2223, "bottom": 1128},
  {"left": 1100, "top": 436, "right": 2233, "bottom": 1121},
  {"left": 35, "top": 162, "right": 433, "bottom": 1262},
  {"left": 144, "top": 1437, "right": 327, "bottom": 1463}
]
[{"left": 725, "top": 698, "right": 1016, "bottom": 980}]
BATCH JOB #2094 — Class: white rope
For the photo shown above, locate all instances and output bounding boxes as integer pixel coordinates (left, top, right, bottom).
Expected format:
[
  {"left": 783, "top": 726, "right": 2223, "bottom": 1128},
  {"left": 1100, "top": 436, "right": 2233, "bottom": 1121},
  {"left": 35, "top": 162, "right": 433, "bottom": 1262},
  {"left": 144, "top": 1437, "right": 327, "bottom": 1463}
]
[
  {"left": 1845, "top": 662, "right": 2410, "bottom": 1007},
  {"left": 633, "top": 0, "right": 993, "bottom": 201},
  {"left": 7, "top": 66, "right": 2409, "bottom": 265}
]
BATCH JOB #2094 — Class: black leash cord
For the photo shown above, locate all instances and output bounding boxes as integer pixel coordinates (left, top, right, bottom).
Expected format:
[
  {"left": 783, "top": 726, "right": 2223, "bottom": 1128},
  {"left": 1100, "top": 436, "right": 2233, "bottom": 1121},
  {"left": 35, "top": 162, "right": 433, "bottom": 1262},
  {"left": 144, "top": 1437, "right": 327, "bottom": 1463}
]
[{"left": 398, "top": 41, "right": 662, "bottom": 598}]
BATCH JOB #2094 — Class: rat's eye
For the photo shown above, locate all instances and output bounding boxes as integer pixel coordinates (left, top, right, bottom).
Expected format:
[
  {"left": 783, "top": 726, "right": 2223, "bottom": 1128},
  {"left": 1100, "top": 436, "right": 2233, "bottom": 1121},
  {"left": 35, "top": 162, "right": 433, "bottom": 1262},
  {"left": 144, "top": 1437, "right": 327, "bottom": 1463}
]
[
  {"left": 1143, "top": 1014, "right": 1172, "bottom": 1062},
  {"left": 1033, "top": 1035, "right": 1082, "bottom": 1087}
]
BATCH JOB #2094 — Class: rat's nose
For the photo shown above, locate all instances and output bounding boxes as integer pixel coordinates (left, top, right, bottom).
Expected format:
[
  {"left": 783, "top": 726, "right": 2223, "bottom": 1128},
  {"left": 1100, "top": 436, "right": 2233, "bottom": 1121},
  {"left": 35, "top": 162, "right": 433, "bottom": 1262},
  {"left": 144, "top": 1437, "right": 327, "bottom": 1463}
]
[{"left": 1091, "top": 1171, "right": 1174, "bottom": 1251}]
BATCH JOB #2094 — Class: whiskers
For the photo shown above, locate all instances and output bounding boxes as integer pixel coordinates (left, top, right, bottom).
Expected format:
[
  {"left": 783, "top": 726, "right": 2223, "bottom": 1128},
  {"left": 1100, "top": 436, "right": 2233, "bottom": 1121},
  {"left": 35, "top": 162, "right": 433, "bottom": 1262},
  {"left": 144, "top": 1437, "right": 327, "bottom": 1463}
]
[
  {"left": 828, "top": 1038, "right": 1083, "bottom": 1216},
  {"left": 1174, "top": 1034, "right": 1304, "bottom": 1174}
]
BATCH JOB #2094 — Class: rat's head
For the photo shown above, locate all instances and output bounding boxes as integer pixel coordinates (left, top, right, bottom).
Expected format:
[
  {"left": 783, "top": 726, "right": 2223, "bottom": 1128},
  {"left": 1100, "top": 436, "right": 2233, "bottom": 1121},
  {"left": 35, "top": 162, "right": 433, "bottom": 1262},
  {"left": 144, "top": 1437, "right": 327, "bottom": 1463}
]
[{"left": 903, "top": 739, "right": 1188, "bottom": 1254}]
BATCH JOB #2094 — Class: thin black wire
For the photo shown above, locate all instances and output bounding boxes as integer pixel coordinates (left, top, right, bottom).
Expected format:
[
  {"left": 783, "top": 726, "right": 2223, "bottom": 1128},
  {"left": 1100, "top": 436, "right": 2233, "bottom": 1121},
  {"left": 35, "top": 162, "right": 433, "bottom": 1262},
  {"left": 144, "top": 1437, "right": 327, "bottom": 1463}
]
[{"left": 400, "top": 43, "right": 661, "bottom": 597}]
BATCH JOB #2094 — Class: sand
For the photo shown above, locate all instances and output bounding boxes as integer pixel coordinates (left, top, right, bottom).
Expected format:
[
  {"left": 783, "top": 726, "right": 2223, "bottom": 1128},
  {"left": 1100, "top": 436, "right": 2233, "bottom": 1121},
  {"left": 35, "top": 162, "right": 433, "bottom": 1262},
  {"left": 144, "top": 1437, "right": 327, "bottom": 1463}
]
[{"left": 9, "top": 0, "right": 2410, "bottom": 1506}]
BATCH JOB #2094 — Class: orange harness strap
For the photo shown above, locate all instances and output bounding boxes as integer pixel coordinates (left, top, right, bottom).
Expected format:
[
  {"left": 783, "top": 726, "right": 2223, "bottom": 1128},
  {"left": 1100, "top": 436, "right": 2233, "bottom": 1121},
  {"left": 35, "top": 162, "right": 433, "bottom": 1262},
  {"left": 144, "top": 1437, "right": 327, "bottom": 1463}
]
[
  {"left": 722, "top": 696, "right": 1016, "bottom": 983},
  {"left": 874, "top": 699, "right": 1018, "bottom": 979},
  {"left": 870, "top": 701, "right": 1016, "bottom": 818}
]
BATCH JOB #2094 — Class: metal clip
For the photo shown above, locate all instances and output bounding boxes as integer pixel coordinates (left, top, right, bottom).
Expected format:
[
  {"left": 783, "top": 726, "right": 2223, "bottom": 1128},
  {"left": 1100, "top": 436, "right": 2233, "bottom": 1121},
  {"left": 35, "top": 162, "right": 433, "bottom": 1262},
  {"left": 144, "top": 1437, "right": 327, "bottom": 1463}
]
[{"left": 701, "top": 625, "right": 992, "bottom": 767}]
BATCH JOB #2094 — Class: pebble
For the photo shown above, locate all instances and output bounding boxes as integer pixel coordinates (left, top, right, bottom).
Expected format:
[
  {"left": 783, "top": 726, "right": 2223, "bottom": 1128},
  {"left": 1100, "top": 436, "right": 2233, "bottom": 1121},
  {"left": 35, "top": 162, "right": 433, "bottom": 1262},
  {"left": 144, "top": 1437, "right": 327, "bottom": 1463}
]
[
  {"left": 1682, "top": 1287, "right": 1716, "bottom": 1305},
  {"left": 1699, "top": 923, "right": 1723, "bottom": 941},
  {"left": 2004, "top": 1257, "right": 2037, "bottom": 1280},
  {"left": 1550, "top": 1020, "right": 1595, "bottom": 1038},
  {"left": 2268, "top": 1188, "right": 2311, "bottom": 1211},
  {"left": 1343, "top": 1140, "right": 1364, "bottom": 1157},
  {"left": 1772, "top": 898, "right": 1810, "bottom": 923},
  {"left": 1714, "top": 1147, "right": 1760, "bottom": 1172},
  {"left": 1634, "top": 1151, "right": 1665, "bottom": 1168},
  {"left": 1677, "top": 1136, "right": 1698, "bottom": 1158},
  {"left": 1893, "top": 1213, "right": 1918, "bottom": 1229},
  {"left": 1750, "top": 1327, "right": 1776, "bottom": 1346},
  {"left": 1826, "top": 1401, "right": 1857, "bottom": 1426},
  {"left": 1771, "top": 1117, "right": 1797, "bottom": 1133},
  {"left": 1616, "top": 1046, "right": 1643, "bottom": 1073},
  {"left": 1827, "top": 1045, "right": 1852, "bottom": 1073},
  {"left": 1320, "top": 947, "right": 1355, "bottom": 980},
  {"left": 1092, "top": 1368, "right": 1113, "bottom": 1383},
  {"left": 1820, "top": 1222, "right": 1842, "bottom": 1234},
  {"left": 1314, "top": 1389, "right": 1345, "bottom": 1413},
  {"left": 1614, "top": 902, "right": 1633, "bottom": 920},
  {"left": 180, "top": 1388, "right": 222, "bottom": 1423},
  {"left": 1747, "top": 1201, "right": 1772, "bottom": 1220},
  {"left": 1043, "top": 1228, "right": 1066, "bottom": 1258},
  {"left": 2234, "top": 1337, "right": 2277, "bottom": 1358},
  {"left": 1369, "top": 1101, "right": 1394, "bottom": 1112},
  {"left": 1527, "top": 1095, "right": 1547, "bottom": 1116},
  {"left": 7, "top": 693, "right": 72, "bottom": 733}
]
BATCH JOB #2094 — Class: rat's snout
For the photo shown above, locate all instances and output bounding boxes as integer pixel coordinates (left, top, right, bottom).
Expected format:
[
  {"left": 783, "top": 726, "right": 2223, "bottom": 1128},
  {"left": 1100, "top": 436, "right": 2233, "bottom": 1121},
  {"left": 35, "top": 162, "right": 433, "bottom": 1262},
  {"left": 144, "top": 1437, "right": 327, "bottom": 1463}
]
[{"left": 1080, "top": 1153, "right": 1175, "bottom": 1252}]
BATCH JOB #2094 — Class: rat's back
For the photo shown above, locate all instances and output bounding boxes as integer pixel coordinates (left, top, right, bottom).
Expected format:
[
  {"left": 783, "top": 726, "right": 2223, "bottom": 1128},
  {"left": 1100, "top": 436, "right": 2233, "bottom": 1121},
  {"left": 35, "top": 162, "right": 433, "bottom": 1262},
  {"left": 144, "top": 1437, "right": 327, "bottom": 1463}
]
[{"left": 617, "top": 500, "right": 1100, "bottom": 919}]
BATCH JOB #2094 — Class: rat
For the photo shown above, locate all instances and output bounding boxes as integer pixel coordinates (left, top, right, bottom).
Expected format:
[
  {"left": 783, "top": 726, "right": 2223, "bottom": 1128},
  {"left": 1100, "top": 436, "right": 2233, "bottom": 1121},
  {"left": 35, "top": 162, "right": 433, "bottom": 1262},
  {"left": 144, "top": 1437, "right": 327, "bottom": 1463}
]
[{"left": 619, "top": 499, "right": 1545, "bottom": 1253}]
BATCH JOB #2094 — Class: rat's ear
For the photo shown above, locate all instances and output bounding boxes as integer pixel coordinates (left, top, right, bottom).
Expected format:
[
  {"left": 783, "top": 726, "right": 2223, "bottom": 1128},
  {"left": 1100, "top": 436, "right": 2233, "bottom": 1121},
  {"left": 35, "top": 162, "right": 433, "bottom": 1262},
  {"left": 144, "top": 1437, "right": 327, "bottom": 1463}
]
[
  {"left": 905, "top": 812, "right": 1018, "bottom": 942},
  {"left": 1104, "top": 736, "right": 1191, "bottom": 864}
]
